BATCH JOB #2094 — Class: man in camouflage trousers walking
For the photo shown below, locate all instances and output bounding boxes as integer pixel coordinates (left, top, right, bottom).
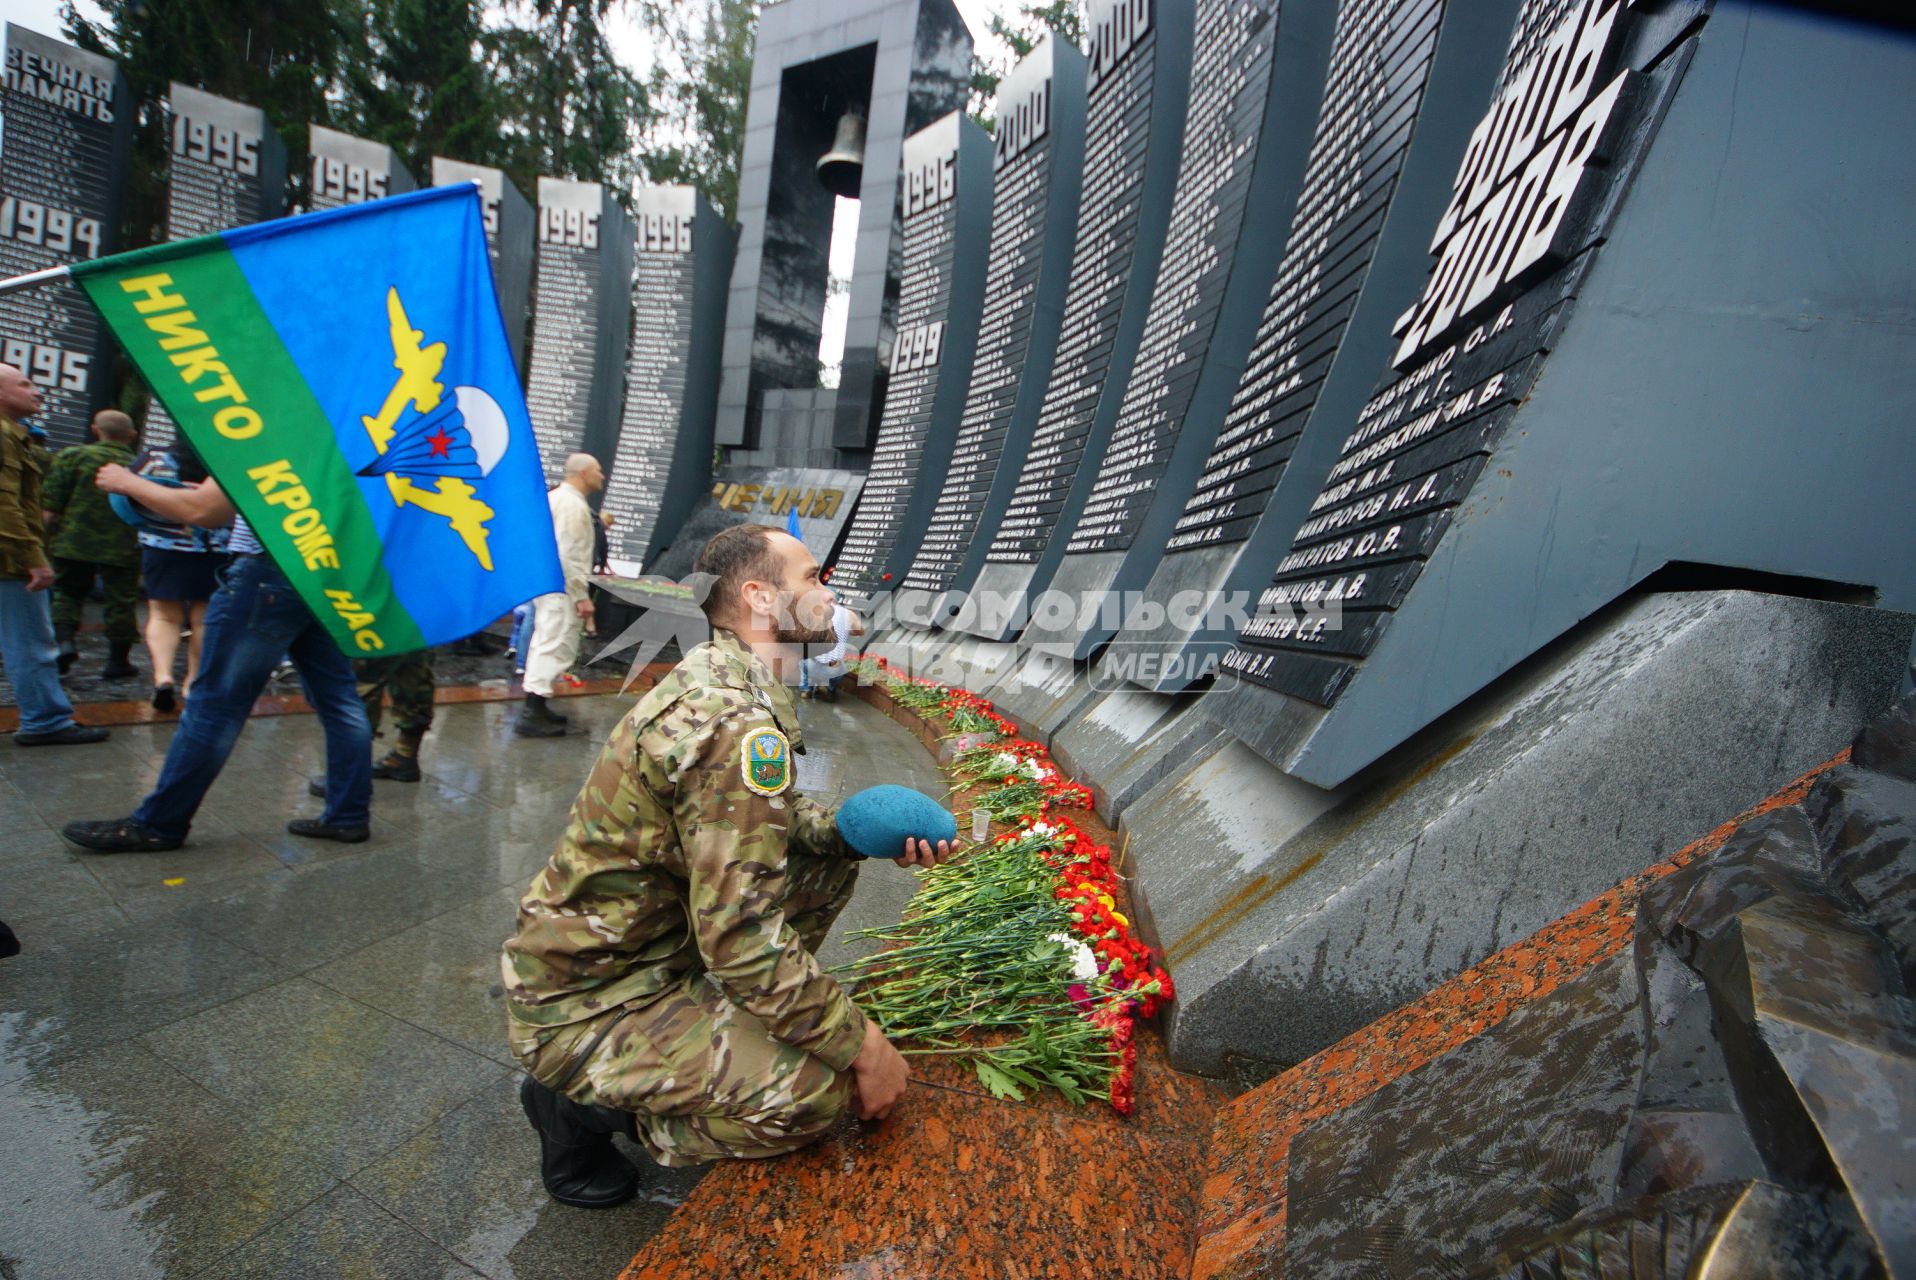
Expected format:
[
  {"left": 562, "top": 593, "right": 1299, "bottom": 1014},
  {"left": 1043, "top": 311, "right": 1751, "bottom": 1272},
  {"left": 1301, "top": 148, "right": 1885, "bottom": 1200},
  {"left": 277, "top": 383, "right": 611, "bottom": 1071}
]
[
  {"left": 356, "top": 651, "right": 435, "bottom": 780},
  {"left": 43, "top": 410, "right": 142, "bottom": 679},
  {"left": 502, "top": 523, "right": 953, "bottom": 1208}
]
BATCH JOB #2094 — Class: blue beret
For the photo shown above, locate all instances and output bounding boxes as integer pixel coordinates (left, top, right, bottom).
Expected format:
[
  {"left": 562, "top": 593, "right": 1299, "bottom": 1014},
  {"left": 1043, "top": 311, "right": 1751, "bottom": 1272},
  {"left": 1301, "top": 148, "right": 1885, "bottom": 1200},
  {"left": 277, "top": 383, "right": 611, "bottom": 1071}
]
[
  {"left": 109, "top": 475, "right": 188, "bottom": 532},
  {"left": 835, "top": 785, "right": 957, "bottom": 859}
]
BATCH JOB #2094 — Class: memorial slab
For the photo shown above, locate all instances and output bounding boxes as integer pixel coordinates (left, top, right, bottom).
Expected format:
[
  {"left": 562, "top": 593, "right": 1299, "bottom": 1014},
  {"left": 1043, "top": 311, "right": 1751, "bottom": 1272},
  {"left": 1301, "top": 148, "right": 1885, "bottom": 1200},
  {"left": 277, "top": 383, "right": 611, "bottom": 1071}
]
[
  {"left": 140, "top": 83, "right": 287, "bottom": 447},
  {"left": 1120, "top": 0, "right": 1527, "bottom": 692},
  {"left": 430, "top": 158, "right": 534, "bottom": 373},
  {"left": 831, "top": 112, "right": 992, "bottom": 611},
  {"left": 600, "top": 187, "right": 735, "bottom": 571},
  {"left": 1019, "top": 0, "right": 1339, "bottom": 660},
  {"left": 962, "top": 0, "right": 1193, "bottom": 639},
  {"left": 1050, "top": 685, "right": 1225, "bottom": 825},
  {"left": 895, "top": 36, "right": 1086, "bottom": 627},
  {"left": 647, "top": 465, "right": 865, "bottom": 581},
  {"left": 523, "top": 177, "right": 632, "bottom": 481},
  {"left": 306, "top": 125, "right": 416, "bottom": 212},
  {"left": 976, "top": 647, "right": 1101, "bottom": 746},
  {"left": 0, "top": 25, "right": 130, "bottom": 446}
]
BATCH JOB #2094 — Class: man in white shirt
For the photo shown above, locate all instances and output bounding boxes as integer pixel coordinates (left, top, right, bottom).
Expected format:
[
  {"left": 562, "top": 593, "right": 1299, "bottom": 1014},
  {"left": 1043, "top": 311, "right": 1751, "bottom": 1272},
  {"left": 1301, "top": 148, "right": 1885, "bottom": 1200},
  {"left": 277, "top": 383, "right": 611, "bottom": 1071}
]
[
  {"left": 800, "top": 600, "right": 863, "bottom": 702},
  {"left": 517, "top": 452, "right": 603, "bottom": 737}
]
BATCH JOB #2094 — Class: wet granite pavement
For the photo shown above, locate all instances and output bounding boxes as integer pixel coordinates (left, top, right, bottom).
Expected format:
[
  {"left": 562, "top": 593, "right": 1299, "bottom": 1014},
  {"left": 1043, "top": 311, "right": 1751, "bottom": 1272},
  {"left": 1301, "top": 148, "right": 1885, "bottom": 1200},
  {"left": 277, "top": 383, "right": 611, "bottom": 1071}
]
[{"left": 0, "top": 688, "right": 944, "bottom": 1279}]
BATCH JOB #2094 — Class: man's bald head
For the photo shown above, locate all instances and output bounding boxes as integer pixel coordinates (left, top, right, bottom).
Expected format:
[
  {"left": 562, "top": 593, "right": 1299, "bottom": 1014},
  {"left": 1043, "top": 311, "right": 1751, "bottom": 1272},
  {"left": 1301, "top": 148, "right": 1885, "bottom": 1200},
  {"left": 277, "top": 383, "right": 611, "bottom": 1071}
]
[
  {"left": 0, "top": 363, "right": 41, "bottom": 422},
  {"left": 564, "top": 452, "right": 605, "bottom": 494},
  {"left": 92, "top": 410, "right": 136, "bottom": 443}
]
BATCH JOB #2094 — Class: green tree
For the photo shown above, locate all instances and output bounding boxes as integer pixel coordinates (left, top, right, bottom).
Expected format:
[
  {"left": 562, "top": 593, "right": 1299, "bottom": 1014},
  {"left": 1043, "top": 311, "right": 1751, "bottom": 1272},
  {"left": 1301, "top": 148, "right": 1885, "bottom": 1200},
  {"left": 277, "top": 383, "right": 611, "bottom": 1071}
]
[
  {"left": 969, "top": 0, "right": 1083, "bottom": 132},
  {"left": 636, "top": 0, "right": 756, "bottom": 221},
  {"left": 481, "top": 0, "right": 653, "bottom": 201},
  {"left": 62, "top": 0, "right": 360, "bottom": 246},
  {"left": 337, "top": 0, "right": 504, "bottom": 181}
]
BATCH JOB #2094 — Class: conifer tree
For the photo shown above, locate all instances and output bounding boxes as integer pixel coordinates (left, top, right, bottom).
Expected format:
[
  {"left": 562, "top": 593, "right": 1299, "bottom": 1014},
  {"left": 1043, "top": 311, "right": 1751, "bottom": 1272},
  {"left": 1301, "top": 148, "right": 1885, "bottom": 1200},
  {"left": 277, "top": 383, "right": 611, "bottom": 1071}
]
[{"left": 969, "top": 0, "right": 1083, "bottom": 132}]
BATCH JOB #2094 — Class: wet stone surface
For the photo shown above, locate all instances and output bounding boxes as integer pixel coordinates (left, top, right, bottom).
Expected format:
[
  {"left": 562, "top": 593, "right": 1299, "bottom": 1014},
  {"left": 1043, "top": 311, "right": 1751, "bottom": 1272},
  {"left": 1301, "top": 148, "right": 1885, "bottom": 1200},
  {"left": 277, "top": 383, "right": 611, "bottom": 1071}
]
[
  {"left": 1281, "top": 950, "right": 1648, "bottom": 1277},
  {"left": 0, "top": 690, "right": 949, "bottom": 1278}
]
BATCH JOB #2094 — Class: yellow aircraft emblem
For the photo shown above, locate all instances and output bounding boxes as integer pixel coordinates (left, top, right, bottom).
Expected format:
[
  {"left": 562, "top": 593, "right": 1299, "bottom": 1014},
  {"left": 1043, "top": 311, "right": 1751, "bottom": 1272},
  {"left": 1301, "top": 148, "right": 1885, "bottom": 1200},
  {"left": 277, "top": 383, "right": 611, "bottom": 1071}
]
[{"left": 359, "top": 288, "right": 498, "bottom": 571}]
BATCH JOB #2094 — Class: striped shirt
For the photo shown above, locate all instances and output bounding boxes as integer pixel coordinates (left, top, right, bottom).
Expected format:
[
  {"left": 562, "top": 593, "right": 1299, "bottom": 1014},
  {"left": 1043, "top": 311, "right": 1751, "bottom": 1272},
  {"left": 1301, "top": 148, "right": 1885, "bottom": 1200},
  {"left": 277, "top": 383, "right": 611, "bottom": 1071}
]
[{"left": 228, "top": 514, "right": 263, "bottom": 555}]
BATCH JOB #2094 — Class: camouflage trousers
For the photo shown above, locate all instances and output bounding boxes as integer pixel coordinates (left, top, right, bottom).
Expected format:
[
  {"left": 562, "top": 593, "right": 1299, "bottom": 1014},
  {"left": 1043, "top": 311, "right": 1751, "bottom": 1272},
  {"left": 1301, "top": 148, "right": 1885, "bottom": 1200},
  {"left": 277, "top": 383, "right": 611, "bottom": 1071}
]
[
  {"left": 354, "top": 650, "right": 435, "bottom": 737},
  {"left": 50, "top": 557, "right": 140, "bottom": 644},
  {"left": 510, "top": 850, "right": 861, "bottom": 1167}
]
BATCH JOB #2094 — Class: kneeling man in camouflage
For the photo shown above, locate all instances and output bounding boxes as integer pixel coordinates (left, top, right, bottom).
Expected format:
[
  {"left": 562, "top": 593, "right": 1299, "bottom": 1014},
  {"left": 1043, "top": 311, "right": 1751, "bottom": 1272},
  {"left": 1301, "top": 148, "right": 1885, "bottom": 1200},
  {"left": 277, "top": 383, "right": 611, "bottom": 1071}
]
[{"left": 503, "top": 522, "right": 952, "bottom": 1206}]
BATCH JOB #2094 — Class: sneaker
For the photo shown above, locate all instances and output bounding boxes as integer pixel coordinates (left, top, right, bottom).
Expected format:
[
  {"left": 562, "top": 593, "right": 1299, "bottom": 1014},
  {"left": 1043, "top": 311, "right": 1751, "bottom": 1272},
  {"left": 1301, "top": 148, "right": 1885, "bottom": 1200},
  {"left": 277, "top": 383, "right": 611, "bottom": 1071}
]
[
  {"left": 62, "top": 817, "right": 181, "bottom": 852},
  {"left": 152, "top": 683, "right": 178, "bottom": 713},
  {"left": 16, "top": 723, "right": 109, "bottom": 747},
  {"left": 287, "top": 817, "right": 369, "bottom": 843},
  {"left": 371, "top": 752, "right": 421, "bottom": 782}
]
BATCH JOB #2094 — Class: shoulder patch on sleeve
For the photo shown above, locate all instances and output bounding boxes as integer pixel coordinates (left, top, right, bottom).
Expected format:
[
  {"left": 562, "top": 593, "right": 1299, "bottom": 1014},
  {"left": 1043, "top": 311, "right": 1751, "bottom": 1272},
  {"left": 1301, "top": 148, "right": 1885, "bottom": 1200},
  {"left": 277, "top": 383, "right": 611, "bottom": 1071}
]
[{"left": 740, "top": 725, "right": 792, "bottom": 796}]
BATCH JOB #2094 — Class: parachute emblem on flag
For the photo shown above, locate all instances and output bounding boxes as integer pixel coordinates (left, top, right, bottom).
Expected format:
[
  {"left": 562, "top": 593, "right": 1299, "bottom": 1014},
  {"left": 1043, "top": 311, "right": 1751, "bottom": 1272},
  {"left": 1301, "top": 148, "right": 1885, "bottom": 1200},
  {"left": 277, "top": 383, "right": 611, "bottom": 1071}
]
[
  {"left": 354, "top": 286, "right": 500, "bottom": 570},
  {"left": 358, "top": 386, "right": 509, "bottom": 480}
]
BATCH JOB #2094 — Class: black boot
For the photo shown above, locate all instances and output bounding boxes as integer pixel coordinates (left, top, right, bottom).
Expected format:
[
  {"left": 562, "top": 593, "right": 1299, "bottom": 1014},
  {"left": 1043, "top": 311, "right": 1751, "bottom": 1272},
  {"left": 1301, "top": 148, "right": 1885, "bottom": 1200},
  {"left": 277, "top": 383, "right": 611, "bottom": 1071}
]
[
  {"left": 519, "top": 1076, "right": 639, "bottom": 1208},
  {"left": 101, "top": 641, "right": 138, "bottom": 679},
  {"left": 514, "top": 694, "right": 567, "bottom": 738},
  {"left": 54, "top": 624, "right": 78, "bottom": 674}
]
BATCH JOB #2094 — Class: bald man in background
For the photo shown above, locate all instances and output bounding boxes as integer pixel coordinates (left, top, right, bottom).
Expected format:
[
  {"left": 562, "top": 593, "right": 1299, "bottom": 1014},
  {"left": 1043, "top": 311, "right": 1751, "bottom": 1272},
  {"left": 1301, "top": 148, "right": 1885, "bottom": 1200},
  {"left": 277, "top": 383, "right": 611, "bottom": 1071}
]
[
  {"left": 44, "top": 409, "right": 143, "bottom": 679},
  {"left": 517, "top": 452, "right": 604, "bottom": 737}
]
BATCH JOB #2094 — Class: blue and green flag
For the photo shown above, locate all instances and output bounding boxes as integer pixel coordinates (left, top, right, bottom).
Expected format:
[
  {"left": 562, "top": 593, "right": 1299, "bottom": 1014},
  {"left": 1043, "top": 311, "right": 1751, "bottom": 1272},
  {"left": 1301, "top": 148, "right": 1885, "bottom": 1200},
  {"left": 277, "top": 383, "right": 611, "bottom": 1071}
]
[{"left": 71, "top": 184, "right": 560, "bottom": 657}]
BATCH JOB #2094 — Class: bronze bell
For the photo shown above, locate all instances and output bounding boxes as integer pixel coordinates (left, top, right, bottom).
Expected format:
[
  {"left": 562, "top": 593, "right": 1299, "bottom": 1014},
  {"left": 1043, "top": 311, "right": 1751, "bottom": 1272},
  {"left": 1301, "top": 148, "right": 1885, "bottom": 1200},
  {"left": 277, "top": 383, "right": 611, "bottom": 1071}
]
[{"left": 817, "top": 110, "right": 867, "bottom": 199}]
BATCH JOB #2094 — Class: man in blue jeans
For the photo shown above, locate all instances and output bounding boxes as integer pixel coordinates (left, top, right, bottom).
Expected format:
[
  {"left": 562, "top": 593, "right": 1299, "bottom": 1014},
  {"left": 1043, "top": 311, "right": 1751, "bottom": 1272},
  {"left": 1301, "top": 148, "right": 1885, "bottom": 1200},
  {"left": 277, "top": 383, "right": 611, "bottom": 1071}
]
[
  {"left": 0, "top": 363, "right": 108, "bottom": 748},
  {"left": 60, "top": 462, "right": 372, "bottom": 853}
]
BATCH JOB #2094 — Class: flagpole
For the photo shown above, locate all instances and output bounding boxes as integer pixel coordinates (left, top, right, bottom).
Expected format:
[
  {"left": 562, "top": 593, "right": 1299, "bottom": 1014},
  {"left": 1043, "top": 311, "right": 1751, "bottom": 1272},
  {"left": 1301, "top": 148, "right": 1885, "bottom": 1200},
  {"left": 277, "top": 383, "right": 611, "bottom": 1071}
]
[{"left": 0, "top": 265, "right": 72, "bottom": 297}]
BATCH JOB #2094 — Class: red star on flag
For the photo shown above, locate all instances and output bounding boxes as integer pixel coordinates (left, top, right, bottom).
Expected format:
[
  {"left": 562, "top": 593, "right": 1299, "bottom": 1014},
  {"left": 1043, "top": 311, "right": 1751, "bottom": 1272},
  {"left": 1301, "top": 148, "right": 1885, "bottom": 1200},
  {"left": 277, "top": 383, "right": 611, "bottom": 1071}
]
[{"left": 426, "top": 425, "right": 454, "bottom": 458}]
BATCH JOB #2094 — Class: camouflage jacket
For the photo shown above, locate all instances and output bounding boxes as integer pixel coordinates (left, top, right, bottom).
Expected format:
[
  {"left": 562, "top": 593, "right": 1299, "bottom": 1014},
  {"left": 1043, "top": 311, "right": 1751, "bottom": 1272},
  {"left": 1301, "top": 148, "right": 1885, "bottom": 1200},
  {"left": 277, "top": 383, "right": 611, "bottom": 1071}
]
[
  {"left": 0, "top": 415, "right": 48, "bottom": 579},
  {"left": 503, "top": 630, "right": 867, "bottom": 1071},
  {"left": 44, "top": 440, "right": 139, "bottom": 567}
]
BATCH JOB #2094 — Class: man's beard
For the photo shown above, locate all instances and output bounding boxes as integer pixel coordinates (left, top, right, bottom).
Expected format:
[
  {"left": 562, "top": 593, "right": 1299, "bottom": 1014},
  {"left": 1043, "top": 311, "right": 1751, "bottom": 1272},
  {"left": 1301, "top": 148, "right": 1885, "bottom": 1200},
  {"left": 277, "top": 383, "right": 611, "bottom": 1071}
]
[
  {"left": 774, "top": 619, "right": 836, "bottom": 645},
  {"left": 773, "top": 594, "right": 835, "bottom": 645}
]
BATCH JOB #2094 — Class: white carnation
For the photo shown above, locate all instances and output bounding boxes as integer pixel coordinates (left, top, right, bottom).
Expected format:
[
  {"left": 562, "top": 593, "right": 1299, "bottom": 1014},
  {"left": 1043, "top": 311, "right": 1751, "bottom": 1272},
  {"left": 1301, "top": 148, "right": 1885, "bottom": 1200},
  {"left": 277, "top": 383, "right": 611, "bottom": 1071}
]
[{"left": 1046, "top": 932, "right": 1100, "bottom": 983}]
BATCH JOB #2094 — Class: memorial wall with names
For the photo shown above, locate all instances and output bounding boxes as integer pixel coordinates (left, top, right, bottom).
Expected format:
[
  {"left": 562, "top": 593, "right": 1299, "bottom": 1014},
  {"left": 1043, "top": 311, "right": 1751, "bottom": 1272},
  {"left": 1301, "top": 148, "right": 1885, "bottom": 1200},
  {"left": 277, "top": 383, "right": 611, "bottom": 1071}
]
[
  {"left": 0, "top": 25, "right": 130, "bottom": 447},
  {"left": 1220, "top": 0, "right": 1698, "bottom": 716},
  {"left": 142, "top": 83, "right": 287, "bottom": 447},
  {"left": 431, "top": 157, "right": 534, "bottom": 375},
  {"left": 831, "top": 112, "right": 992, "bottom": 610},
  {"left": 1121, "top": 0, "right": 1527, "bottom": 690},
  {"left": 524, "top": 176, "right": 632, "bottom": 481},
  {"left": 600, "top": 185, "right": 735, "bottom": 570},
  {"left": 1027, "top": 0, "right": 1337, "bottom": 657},
  {"left": 898, "top": 37, "right": 1086, "bottom": 618},
  {"left": 964, "top": 0, "right": 1193, "bottom": 639}
]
